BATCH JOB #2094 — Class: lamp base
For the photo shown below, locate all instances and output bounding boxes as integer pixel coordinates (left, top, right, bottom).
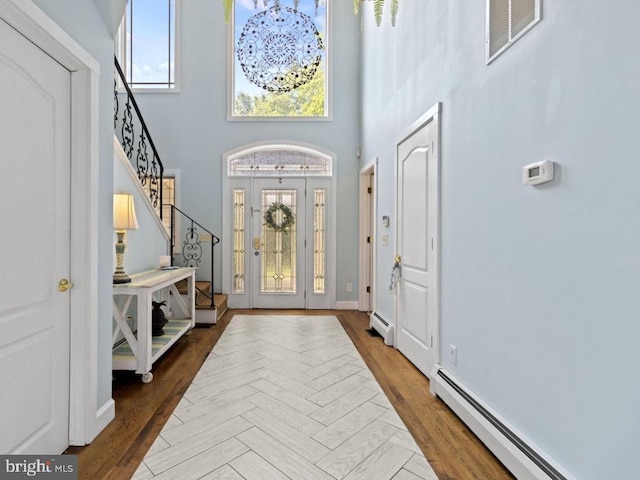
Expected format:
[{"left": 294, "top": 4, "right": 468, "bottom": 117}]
[{"left": 113, "top": 273, "right": 132, "bottom": 284}]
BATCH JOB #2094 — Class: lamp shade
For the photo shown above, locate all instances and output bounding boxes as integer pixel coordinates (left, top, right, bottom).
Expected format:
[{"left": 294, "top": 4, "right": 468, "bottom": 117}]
[{"left": 113, "top": 193, "right": 139, "bottom": 230}]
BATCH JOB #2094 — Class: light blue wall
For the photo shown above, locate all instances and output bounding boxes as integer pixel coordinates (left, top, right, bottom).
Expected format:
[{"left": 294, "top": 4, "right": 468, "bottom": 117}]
[
  {"left": 361, "top": 1, "right": 640, "bottom": 479},
  {"left": 113, "top": 157, "right": 169, "bottom": 273},
  {"left": 133, "top": 0, "right": 361, "bottom": 301},
  {"left": 32, "top": 0, "right": 115, "bottom": 411}
]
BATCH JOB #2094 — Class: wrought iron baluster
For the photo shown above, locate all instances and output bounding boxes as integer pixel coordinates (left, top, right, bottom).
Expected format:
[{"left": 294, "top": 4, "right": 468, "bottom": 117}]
[
  {"left": 149, "top": 152, "right": 160, "bottom": 210},
  {"left": 121, "top": 94, "right": 134, "bottom": 160},
  {"left": 169, "top": 205, "right": 220, "bottom": 306},
  {"left": 136, "top": 128, "right": 149, "bottom": 186},
  {"left": 114, "top": 75, "right": 119, "bottom": 131},
  {"left": 183, "top": 220, "right": 203, "bottom": 268}
]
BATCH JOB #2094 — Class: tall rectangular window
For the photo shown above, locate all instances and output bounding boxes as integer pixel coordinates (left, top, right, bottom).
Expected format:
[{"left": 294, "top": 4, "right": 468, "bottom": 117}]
[
  {"left": 142, "top": 175, "right": 175, "bottom": 232},
  {"left": 313, "top": 189, "right": 326, "bottom": 294},
  {"left": 233, "top": 189, "right": 246, "bottom": 293},
  {"left": 231, "top": 0, "right": 328, "bottom": 118},
  {"left": 118, "top": 0, "right": 178, "bottom": 89},
  {"left": 487, "top": 0, "right": 540, "bottom": 63}
]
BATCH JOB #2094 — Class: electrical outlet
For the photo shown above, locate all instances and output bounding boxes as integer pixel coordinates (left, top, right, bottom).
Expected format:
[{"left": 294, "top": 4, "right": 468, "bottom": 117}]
[
  {"left": 449, "top": 345, "right": 457, "bottom": 366},
  {"left": 346, "top": 282, "right": 352, "bottom": 292},
  {"left": 381, "top": 234, "right": 389, "bottom": 246}
]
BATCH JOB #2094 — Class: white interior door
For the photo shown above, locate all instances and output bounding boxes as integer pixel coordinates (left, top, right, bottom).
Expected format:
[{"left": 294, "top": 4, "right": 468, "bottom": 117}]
[
  {"left": 396, "top": 109, "right": 440, "bottom": 378},
  {"left": 0, "top": 19, "right": 71, "bottom": 453},
  {"left": 252, "top": 178, "right": 306, "bottom": 308}
]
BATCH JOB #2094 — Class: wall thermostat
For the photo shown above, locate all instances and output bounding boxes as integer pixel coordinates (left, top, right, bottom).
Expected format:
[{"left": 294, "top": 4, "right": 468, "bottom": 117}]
[{"left": 523, "top": 160, "right": 554, "bottom": 186}]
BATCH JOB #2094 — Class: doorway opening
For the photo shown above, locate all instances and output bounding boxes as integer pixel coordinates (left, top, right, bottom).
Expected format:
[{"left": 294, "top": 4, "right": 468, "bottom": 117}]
[
  {"left": 358, "top": 160, "right": 377, "bottom": 313},
  {"left": 222, "top": 142, "right": 336, "bottom": 309}
]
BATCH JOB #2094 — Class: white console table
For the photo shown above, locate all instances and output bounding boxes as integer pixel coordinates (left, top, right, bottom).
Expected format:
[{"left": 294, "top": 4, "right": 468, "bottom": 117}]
[{"left": 112, "top": 267, "right": 196, "bottom": 383}]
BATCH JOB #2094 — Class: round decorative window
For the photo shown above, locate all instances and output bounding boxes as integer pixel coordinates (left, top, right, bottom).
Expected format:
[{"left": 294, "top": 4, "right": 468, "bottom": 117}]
[{"left": 236, "top": 6, "right": 324, "bottom": 93}]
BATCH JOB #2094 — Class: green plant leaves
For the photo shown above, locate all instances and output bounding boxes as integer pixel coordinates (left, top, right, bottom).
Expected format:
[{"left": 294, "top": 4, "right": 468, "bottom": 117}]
[
  {"left": 373, "top": 0, "right": 384, "bottom": 27},
  {"left": 390, "top": 0, "right": 399, "bottom": 26},
  {"left": 223, "top": 0, "right": 234, "bottom": 23}
]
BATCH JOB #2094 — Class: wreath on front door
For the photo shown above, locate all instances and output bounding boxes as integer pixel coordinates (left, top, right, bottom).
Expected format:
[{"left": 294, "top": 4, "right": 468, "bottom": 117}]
[{"left": 264, "top": 202, "right": 295, "bottom": 232}]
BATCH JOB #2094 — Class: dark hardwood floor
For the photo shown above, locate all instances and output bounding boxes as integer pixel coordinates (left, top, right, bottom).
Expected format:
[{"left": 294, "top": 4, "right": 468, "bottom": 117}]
[{"left": 66, "top": 310, "right": 513, "bottom": 480}]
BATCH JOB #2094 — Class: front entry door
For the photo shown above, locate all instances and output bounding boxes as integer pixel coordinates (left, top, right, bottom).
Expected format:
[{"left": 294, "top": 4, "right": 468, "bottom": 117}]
[
  {"left": 252, "top": 178, "right": 306, "bottom": 308},
  {"left": 0, "top": 19, "right": 72, "bottom": 453},
  {"left": 396, "top": 107, "right": 440, "bottom": 378}
]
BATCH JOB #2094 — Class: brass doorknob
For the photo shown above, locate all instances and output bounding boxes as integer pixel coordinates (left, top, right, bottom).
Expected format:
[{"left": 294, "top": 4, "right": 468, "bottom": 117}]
[{"left": 58, "top": 278, "right": 73, "bottom": 292}]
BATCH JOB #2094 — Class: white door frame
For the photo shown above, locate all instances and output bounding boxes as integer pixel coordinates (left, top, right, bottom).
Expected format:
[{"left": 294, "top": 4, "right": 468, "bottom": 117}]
[
  {"left": 394, "top": 102, "right": 441, "bottom": 376},
  {"left": 222, "top": 141, "right": 336, "bottom": 310},
  {"left": 358, "top": 158, "right": 377, "bottom": 312},
  {"left": 0, "top": 1, "right": 105, "bottom": 445}
]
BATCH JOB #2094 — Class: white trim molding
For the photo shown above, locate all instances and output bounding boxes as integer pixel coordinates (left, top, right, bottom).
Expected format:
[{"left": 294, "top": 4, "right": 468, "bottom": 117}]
[
  {"left": 92, "top": 399, "right": 116, "bottom": 443},
  {"left": 358, "top": 158, "right": 377, "bottom": 313},
  {"left": 335, "top": 301, "right": 358, "bottom": 310},
  {"left": 0, "top": 0, "right": 105, "bottom": 446}
]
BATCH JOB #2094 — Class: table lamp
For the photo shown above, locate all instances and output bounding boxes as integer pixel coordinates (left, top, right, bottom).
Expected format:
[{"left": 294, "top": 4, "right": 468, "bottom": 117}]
[{"left": 113, "top": 193, "right": 139, "bottom": 284}]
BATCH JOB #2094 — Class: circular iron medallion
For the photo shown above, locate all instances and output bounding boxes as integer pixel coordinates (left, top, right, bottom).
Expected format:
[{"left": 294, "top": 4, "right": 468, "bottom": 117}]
[{"left": 237, "top": 6, "right": 324, "bottom": 93}]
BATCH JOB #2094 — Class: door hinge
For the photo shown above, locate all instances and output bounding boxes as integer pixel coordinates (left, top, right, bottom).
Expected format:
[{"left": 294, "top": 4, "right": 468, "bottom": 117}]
[
  {"left": 367, "top": 187, "right": 372, "bottom": 194},
  {"left": 431, "top": 238, "right": 434, "bottom": 250},
  {"left": 304, "top": 291, "right": 307, "bottom": 299},
  {"left": 366, "top": 286, "right": 371, "bottom": 293},
  {"left": 430, "top": 335, "right": 433, "bottom": 348},
  {"left": 367, "top": 236, "right": 371, "bottom": 244},
  {"left": 304, "top": 239, "right": 307, "bottom": 247}
]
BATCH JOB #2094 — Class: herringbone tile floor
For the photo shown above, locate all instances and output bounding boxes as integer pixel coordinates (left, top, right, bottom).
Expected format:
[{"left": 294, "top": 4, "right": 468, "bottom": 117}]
[{"left": 132, "top": 315, "right": 438, "bottom": 480}]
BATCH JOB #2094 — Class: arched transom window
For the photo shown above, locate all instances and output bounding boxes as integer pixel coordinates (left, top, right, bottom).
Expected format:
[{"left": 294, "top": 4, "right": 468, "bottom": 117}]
[{"left": 228, "top": 146, "right": 332, "bottom": 177}]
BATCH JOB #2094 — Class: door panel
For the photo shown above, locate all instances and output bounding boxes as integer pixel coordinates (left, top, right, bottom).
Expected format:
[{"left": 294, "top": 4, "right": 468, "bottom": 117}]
[
  {"left": 252, "top": 178, "right": 306, "bottom": 308},
  {"left": 0, "top": 19, "right": 71, "bottom": 454},
  {"left": 402, "top": 151, "right": 428, "bottom": 270},
  {"left": 396, "top": 114, "right": 439, "bottom": 378}
]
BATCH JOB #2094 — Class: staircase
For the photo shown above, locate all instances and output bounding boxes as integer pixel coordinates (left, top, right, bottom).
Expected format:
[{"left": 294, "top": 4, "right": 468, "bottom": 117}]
[
  {"left": 176, "top": 280, "right": 228, "bottom": 324},
  {"left": 114, "top": 57, "right": 225, "bottom": 324}
]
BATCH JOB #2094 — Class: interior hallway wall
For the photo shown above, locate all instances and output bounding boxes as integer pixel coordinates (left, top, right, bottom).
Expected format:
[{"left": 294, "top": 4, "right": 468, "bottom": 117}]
[
  {"left": 133, "top": 0, "right": 361, "bottom": 303},
  {"left": 360, "top": 1, "right": 640, "bottom": 479}
]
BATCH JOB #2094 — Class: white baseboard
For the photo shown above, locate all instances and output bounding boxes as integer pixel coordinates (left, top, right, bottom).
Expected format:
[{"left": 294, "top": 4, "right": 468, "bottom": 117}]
[
  {"left": 88, "top": 398, "right": 115, "bottom": 444},
  {"left": 195, "top": 308, "right": 218, "bottom": 325},
  {"left": 431, "top": 366, "right": 573, "bottom": 480},
  {"left": 335, "top": 301, "right": 359, "bottom": 310},
  {"left": 370, "top": 312, "right": 394, "bottom": 346}
]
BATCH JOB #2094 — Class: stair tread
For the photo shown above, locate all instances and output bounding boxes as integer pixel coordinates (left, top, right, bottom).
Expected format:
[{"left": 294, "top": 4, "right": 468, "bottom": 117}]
[
  {"left": 176, "top": 279, "right": 212, "bottom": 297},
  {"left": 195, "top": 294, "right": 227, "bottom": 306}
]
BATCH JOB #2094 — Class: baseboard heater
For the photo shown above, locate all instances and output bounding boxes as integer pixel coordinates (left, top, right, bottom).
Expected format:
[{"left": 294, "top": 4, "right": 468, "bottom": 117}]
[
  {"left": 369, "top": 312, "right": 394, "bottom": 346},
  {"left": 432, "top": 368, "right": 572, "bottom": 480}
]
